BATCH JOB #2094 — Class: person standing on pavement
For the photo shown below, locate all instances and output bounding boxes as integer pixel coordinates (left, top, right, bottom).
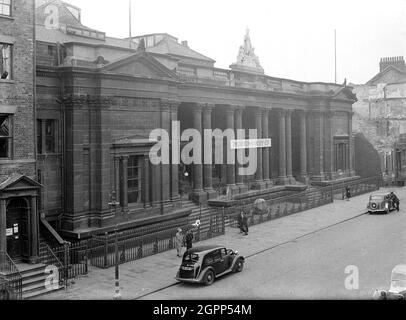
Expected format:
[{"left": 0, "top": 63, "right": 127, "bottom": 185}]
[
  {"left": 185, "top": 229, "right": 194, "bottom": 250},
  {"left": 237, "top": 210, "right": 245, "bottom": 234},
  {"left": 345, "top": 186, "right": 351, "bottom": 201},
  {"left": 242, "top": 211, "right": 249, "bottom": 236},
  {"left": 175, "top": 228, "right": 183, "bottom": 257},
  {"left": 390, "top": 192, "right": 400, "bottom": 212}
]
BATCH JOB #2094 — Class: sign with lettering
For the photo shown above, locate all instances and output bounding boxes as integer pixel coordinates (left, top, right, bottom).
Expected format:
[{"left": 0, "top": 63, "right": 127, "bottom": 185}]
[
  {"left": 6, "top": 228, "right": 13, "bottom": 236},
  {"left": 231, "top": 139, "right": 272, "bottom": 150}
]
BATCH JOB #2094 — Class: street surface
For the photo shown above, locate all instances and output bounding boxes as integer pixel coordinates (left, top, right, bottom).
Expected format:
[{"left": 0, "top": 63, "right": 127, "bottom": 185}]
[
  {"left": 142, "top": 202, "right": 406, "bottom": 299},
  {"left": 37, "top": 187, "right": 406, "bottom": 300}
]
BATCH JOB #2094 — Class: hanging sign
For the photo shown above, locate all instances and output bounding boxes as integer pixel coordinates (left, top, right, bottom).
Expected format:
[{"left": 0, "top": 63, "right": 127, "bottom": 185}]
[
  {"left": 6, "top": 228, "right": 13, "bottom": 236},
  {"left": 231, "top": 139, "right": 272, "bottom": 150}
]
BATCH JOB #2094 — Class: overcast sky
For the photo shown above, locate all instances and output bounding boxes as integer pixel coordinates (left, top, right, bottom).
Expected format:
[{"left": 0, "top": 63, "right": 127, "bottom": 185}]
[{"left": 64, "top": 0, "right": 406, "bottom": 84}]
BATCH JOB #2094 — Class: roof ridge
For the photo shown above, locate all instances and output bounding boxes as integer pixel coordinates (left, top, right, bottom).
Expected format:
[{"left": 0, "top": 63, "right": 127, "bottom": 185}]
[{"left": 163, "top": 36, "right": 215, "bottom": 62}]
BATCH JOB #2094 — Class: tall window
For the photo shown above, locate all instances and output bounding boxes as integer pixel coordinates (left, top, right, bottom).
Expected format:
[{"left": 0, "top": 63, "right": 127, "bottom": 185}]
[
  {"left": 0, "top": 114, "right": 12, "bottom": 158},
  {"left": 37, "top": 119, "right": 56, "bottom": 154},
  {"left": 127, "top": 156, "right": 143, "bottom": 204},
  {"left": 0, "top": 0, "right": 11, "bottom": 16},
  {"left": 335, "top": 142, "right": 348, "bottom": 172},
  {"left": 0, "top": 43, "right": 12, "bottom": 80}
]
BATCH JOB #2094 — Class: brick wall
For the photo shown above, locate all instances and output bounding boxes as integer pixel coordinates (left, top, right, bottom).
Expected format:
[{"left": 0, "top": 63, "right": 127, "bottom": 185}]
[{"left": 0, "top": 0, "right": 35, "bottom": 180}]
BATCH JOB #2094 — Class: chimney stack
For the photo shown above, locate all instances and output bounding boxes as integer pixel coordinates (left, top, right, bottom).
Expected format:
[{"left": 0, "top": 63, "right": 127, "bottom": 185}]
[
  {"left": 379, "top": 56, "right": 405, "bottom": 72},
  {"left": 181, "top": 40, "right": 189, "bottom": 48}
]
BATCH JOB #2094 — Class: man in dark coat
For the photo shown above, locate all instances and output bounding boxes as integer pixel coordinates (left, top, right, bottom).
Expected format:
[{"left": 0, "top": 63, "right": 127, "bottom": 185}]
[
  {"left": 390, "top": 192, "right": 400, "bottom": 212},
  {"left": 345, "top": 186, "right": 351, "bottom": 201},
  {"left": 237, "top": 211, "right": 245, "bottom": 234},
  {"left": 185, "top": 229, "right": 194, "bottom": 250}
]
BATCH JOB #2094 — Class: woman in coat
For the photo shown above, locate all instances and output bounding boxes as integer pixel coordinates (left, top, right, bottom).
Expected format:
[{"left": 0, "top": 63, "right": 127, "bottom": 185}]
[{"left": 175, "top": 228, "right": 183, "bottom": 257}]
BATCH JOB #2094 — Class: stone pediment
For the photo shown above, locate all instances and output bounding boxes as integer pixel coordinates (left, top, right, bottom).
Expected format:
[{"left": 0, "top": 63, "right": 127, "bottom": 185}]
[
  {"left": 332, "top": 87, "right": 358, "bottom": 102},
  {"left": 101, "top": 52, "right": 178, "bottom": 80},
  {"left": 0, "top": 174, "right": 42, "bottom": 192}
]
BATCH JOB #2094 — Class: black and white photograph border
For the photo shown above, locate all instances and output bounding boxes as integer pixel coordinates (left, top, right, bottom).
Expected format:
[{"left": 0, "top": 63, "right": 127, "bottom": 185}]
[{"left": 0, "top": 0, "right": 405, "bottom": 303}]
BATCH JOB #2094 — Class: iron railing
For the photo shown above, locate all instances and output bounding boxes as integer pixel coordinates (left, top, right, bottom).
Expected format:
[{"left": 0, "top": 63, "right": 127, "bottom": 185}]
[
  {"left": 39, "top": 243, "right": 67, "bottom": 290},
  {"left": 224, "top": 175, "right": 382, "bottom": 228},
  {"left": 49, "top": 241, "right": 88, "bottom": 279},
  {"left": 0, "top": 251, "right": 22, "bottom": 300},
  {"left": 46, "top": 176, "right": 381, "bottom": 270}
]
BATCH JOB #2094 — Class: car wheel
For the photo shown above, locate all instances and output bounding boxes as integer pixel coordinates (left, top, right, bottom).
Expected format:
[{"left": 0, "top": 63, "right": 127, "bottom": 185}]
[
  {"left": 234, "top": 258, "right": 244, "bottom": 273},
  {"left": 204, "top": 270, "right": 215, "bottom": 286}
]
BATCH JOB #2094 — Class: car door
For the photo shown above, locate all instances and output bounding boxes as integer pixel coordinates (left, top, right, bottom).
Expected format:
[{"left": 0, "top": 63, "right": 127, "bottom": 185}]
[{"left": 213, "top": 248, "right": 230, "bottom": 275}]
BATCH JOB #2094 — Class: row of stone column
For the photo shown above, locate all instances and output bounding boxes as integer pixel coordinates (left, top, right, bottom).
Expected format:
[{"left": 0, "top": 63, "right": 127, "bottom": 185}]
[{"left": 190, "top": 105, "right": 312, "bottom": 202}]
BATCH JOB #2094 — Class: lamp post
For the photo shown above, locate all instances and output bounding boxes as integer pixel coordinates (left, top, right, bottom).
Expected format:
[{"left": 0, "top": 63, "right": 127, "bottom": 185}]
[{"left": 108, "top": 191, "right": 120, "bottom": 300}]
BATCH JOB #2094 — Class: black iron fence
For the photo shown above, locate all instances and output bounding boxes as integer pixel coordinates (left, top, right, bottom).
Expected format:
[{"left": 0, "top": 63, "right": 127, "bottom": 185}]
[
  {"left": 329, "top": 175, "right": 382, "bottom": 199},
  {"left": 48, "top": 241, "right": 88, "bottom": 280},
  {"left": 87, "top": 209, "right": 225, "bottom": 269},
  {"left": 39, "top": 243, "right": 67, "bottom": 290},
  {"left": 224, "top": 175, "right": 382, "bottom": 229},
  {"left": 45, "top": 175, "right": 380, "bottom": 271},
  {"left": 0, "top": 251, "right": 22, "bottom": 300}
]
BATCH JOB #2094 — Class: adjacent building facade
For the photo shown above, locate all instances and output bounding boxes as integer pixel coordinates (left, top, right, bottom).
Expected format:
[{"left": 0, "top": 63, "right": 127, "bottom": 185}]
[
  {"left": 0, "top": 0, "right": 358, "bottom": 262},
  {"left": 0, "top": 0, "right": 40, "bottom": 263},
  {"left": 352, "top": 56, "right": 406, "bottom": 182}
]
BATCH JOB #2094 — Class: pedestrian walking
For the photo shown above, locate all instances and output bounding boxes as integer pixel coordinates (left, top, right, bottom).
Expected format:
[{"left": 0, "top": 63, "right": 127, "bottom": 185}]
[
  {"left": 185, "top": 229, "right": 194, "bottom": 250},
  {"left": 345, "top": 186, "right": 351, "bottom": 201},
  {"left": 175, "top": 228, "right": 183, "bottom": 257}
]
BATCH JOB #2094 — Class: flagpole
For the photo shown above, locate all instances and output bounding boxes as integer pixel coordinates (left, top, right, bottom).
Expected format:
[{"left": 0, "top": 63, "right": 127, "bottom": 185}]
[
  {"left": 129, "top": 0, "right": 132, "bottom": 48},
  {"left": 334, "top": 29, "right": 337, "bottom": 84}
]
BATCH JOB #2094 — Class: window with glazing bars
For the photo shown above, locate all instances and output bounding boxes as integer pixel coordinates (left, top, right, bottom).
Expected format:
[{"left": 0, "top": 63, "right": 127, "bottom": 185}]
[{"left": 0, "top": 0, "right": 11, "bottom": 16}]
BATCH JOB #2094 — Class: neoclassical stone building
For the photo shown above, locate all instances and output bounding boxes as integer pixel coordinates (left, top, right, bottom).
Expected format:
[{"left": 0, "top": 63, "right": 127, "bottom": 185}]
[{"left": 33, "top": 0, "right": 358, "bottom": 242}]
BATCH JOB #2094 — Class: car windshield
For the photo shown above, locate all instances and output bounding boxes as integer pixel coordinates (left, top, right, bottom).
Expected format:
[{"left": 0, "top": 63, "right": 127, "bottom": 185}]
[
  {"left": 370, "top": 195, "right": 384, "bottom": 201},
  {"left": 391, "top": 280, "right": 406, "bottom": 289},
  {"left": 183, "top": 253, "right": 199, "bottom": 263},
  {"left": 391, "top": 272, "right": 406, "bottom": 281}
]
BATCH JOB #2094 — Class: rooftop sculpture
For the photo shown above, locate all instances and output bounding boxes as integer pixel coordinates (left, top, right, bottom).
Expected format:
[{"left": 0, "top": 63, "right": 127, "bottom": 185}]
[{"left": 230, "top": 28, "right": 264, "bottom": 74}]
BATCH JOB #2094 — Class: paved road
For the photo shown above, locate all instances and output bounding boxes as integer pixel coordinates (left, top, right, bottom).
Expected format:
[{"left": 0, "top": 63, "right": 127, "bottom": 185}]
[
  {"left": 141, "top": 206, "right": 406, "bottom": 300},
  {"left": 37, "top": 187, "right": 405, "bottom": 300}
]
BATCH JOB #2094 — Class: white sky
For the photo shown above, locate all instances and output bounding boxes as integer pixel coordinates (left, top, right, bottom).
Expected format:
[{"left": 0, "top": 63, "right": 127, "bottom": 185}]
[{"left": 65, "top": 0, "right": 406, "bottom": 84}]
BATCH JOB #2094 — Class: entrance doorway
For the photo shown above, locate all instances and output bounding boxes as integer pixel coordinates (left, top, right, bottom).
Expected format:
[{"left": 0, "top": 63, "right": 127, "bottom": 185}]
[{"left": 6, "top": 198, "right": 29, "bottom": 261}]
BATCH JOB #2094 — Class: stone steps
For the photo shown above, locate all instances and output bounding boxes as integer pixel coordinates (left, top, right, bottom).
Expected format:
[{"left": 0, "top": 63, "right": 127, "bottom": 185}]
[{"left": 13, "top": 263, "right": 63, "bottom": 300}]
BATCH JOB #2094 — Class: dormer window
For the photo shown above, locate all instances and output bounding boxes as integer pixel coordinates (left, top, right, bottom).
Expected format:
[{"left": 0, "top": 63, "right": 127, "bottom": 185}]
[{"left": 0, "top": 0, "right": 11, "bottom": 16}]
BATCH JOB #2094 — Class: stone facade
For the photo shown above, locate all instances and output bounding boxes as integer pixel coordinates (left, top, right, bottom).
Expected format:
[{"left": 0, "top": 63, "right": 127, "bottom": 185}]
[
  {"left": 31, "top": 1, "right": 357, "bottom": 241},
  {"left": 352, "top": 56, "right": 406, "bottom": 181}
]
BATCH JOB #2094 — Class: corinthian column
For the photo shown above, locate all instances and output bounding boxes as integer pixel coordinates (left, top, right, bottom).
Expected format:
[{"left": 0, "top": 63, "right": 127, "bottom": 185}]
[
  {"left": 225, "top": 106, "right": 239, "bottom": 195},
  {"left": 262, "top": 109, "right": 271, "bottom": 186},
  {"left": 170, "top": 102, "right": 180, "bottom": 203},
  {"left": 299, "top": 110, "right": 309, "bottom": 184},
  {"left": 312, "top": 110, "right": 325, "bottom": 181},
  {"left": 234, "top": 107, "right": 248, "bottom": 193},
  {"left": 277, "top": 110, "right": 289, "bottom": 185},
  {"left": 253, "top": 108, "right": 265, "bottom": 189},
  {"left": 203, "top": 105, "right": 217, "bottom": 199},
  {"left": 285, "top": 109, "right": 296, "bottom": 185}
]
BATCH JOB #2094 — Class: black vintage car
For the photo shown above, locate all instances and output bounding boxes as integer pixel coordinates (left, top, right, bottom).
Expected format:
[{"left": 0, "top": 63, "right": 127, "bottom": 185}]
[{"left": 175, "top": 245, "right": 245, "bottom": 286}]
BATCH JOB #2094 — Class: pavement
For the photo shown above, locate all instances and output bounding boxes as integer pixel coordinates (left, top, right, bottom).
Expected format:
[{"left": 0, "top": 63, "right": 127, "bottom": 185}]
[{"left": 35, "top": 186, "right": 404, "bottom": 300}]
